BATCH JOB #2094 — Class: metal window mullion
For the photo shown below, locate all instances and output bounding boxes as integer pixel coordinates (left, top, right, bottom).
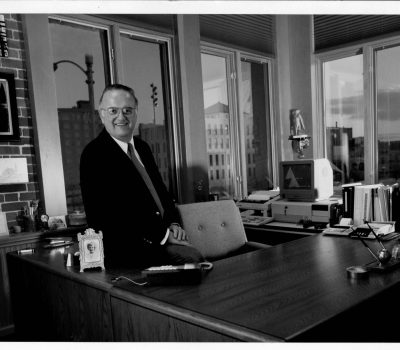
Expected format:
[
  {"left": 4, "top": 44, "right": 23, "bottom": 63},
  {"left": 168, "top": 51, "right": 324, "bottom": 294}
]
[
  {"left": 364, "top": 45, "right": 376, "bottom": 185},
  {"left": 236, "top": 51, "right": 247, "bottom": 199},
  {"left": 110, "top": 25, "right": 122, "bottom": 84},
  {"left": 268, "top": 59, "right": 279, "bottom": 189},
  {"left": 226, "top": 52, "right": 242, "bottom": 200},
  {"left": 265, "top": 60, "right": 278, "bottom": 189},
  {"left": 313, "top": 55, "right": 326, "bottom": 159}
]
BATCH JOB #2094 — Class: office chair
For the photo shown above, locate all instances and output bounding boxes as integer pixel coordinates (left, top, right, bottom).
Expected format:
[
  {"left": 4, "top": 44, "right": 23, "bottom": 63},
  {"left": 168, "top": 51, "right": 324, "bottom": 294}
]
[{"left": 177, "top": 200, "right": 270, "bottom": 261}]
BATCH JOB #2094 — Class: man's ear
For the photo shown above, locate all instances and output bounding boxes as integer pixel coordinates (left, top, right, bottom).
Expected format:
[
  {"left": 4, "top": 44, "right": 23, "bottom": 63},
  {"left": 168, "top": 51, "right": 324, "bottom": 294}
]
[{"left": 99, "top": 110, "right": 105, "bottom": 125}]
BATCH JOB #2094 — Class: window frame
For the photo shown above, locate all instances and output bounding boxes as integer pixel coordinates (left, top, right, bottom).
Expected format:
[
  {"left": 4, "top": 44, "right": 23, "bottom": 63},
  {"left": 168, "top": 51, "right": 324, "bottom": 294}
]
[
  {"left": 24, "top": 14, "right": 181, "bottom": 215},
  {"left": 201, "top": 42, "right": 277, "bottom": 199},
  {"left": 239, "top": 52, "right": 277, "bottom": 194},
  {"left": 118, "top": 27, "right": 181, "bottom": 199},
  {"left": 315, "top": 33, "right": 400, "bottom": 185}
]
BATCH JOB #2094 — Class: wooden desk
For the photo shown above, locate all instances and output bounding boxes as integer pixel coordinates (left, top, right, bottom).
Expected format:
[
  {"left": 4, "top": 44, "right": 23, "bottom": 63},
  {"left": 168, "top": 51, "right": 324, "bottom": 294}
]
[
  {"left": 0, "top": 226, "right": 86, "bottom": 337},
  {"left": 7, "top": 235, "right": 400, "bottom": 342},
  {"left": 245, "top": 221, "right": 321, "bottom": 245}
]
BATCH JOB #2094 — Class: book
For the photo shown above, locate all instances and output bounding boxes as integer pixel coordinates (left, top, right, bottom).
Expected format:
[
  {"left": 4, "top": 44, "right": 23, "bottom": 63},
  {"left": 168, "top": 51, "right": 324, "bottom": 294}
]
[
  {"left": 392, "top": 184, "right": 400, "bottom": 231},
  {"left": 342, "top": 182, "right": 362, "bottom": 219},
  {"left": 353, "top": 184, "right": 384, "bottom": 226}
]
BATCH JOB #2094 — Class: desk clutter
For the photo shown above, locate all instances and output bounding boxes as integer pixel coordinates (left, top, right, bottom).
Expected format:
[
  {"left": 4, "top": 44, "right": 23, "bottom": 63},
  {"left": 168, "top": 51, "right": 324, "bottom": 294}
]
[
  {"left": 43, "top": 236, "right": 74, "bottom": 249},
  {"left": 342, "top": 182, "right": 400, "bottom": 228},
  {"left": 343, "top": 220, "right": 400, "bottom": 278},
  {"left": 323, "top": 221, "right": 398, "bottom": 240},
  {"left": 141, "top": 262, "right": 213, "bottom": 285},
  {"left": 110, "top": 262, "right": 214, "bottom": 287},
  {"left": 237, "top": 187, "right": 341, "bottom": 229}
]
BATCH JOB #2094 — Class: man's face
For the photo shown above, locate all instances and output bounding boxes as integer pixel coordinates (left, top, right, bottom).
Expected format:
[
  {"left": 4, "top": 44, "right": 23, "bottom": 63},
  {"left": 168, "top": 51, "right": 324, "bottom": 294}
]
[{"left": 99, "top": 89, "right": 138, "bottom": 142}]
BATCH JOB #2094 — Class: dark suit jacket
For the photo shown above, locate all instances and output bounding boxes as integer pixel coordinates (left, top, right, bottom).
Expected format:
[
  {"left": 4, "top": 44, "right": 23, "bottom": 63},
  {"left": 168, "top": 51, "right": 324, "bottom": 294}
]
[{"left": 80, "top": 129, "right": 179, "bottom": 266}]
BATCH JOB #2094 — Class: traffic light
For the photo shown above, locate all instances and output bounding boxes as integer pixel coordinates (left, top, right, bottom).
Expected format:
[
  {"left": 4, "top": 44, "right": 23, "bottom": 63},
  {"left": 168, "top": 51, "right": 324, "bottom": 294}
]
[{"left": 150, "top": 83, "right": 158, "bottom": 107}]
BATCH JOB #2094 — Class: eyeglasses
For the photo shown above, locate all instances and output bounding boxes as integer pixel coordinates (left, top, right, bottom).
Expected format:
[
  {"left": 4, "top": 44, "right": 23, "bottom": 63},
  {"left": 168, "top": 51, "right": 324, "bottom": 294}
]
[{"left": 101, "top": 107, "right": 137, "bottom": 117}]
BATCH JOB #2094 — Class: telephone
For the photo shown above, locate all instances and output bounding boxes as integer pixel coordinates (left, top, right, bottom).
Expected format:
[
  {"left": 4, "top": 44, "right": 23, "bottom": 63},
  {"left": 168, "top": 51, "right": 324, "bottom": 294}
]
[{"left": 142, "top": 262, "right": 213, "bottom": 285}]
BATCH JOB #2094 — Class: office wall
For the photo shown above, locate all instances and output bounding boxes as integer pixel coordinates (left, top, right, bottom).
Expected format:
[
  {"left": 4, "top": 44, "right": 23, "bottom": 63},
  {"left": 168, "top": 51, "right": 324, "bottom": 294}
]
[
  {"left": 275, "top": 15, "right": 314, "bottom": 161},
  {"left": 0, "top": 14, "right": 316, "bottom": 229},
  {"left": 0, "top": 14, "right": 40, "bottom": 229}
]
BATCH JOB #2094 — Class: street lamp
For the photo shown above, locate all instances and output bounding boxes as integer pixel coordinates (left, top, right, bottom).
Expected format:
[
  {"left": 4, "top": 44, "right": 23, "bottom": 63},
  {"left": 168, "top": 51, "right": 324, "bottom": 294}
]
[
  {"left": 53, "top": 54, "right": 95, "bottom": 115},
  {"left": 150, "top": 83, "right": 158, "bottom": 124}
]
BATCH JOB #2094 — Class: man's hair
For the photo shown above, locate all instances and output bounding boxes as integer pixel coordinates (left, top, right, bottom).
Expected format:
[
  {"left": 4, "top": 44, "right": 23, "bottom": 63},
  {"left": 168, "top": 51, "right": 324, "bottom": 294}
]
[{"left": 99, "top": 84, "right": 138, "bottom": 106}]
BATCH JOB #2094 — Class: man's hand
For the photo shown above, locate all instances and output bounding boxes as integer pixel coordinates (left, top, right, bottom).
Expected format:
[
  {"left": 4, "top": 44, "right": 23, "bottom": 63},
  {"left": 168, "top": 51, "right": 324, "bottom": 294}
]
[{"left": 167, "top": 224, "right": 190, "bottom": 246}]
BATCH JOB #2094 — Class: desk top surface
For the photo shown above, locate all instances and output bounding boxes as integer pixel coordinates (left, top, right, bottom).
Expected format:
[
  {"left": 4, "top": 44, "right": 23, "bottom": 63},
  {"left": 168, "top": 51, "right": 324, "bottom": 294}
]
[{"left": 8, "top": 235, "right": 400, "bottom": 341}]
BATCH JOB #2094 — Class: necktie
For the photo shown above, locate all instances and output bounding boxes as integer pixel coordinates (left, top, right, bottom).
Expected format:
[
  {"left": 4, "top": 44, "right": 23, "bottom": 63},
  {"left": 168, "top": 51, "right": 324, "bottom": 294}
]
[{"left": 127, "top": 143, "right": 164, "bottom": 217}]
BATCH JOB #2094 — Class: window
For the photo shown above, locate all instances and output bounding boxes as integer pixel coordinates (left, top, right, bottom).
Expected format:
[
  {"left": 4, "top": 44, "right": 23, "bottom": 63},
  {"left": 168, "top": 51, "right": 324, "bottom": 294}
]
[
  {"left": 35, "top": 15, "right": 180, "bottom": 214},
  {"left": 202, "top": 47, "right": 274, "bottom": 200},
  {"left": 120, "top": 31, "right": 176, "bottom": 192},
  {"left": 322, "top": 54, "right": 364, "bottom": 188},
  {"left": 317, "top": 35, "right": 400, "bottom": 187},
  {"left": 241, "top": 57, "right": 274, "bottom": 194},
  {"left": 202, "top": 51, "right": 234, "bottom": 199},
  {"left": 376, "top": 45, "right": 400, "bottom": 184},
  {"left": 50, "top": 18, "right": 110, "bottom": 213}
]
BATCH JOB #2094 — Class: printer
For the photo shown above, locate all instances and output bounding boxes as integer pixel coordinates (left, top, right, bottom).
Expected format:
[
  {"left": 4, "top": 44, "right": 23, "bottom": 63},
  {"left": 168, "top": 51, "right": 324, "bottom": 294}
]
[
  {"left": 236, "top": 190, "right": 280, "bottom": 216},
  {"left": 271, "top": 198, "right": 340, "bottom": 225}
]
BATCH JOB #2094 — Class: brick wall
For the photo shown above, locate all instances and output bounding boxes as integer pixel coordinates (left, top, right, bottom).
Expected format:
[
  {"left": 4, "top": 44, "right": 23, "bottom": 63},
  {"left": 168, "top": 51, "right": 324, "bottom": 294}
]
[{"left": 0, "top": 14, "right": 40, "bottom": 229}]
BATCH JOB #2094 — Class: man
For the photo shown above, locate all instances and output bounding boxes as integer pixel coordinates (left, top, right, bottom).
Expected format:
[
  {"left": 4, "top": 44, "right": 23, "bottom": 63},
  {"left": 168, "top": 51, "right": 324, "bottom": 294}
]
[{"left": 80, "top": 84, "right": 204, "bottom": 267}]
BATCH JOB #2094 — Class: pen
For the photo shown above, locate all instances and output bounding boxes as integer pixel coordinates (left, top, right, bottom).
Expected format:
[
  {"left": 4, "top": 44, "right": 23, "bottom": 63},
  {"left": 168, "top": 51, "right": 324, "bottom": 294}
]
[
  {"left": 43, "top": 242, "right": 74, "bottom": 249},
  {"left": 18, "top": 248, "right": 35, "bottom": 255}
]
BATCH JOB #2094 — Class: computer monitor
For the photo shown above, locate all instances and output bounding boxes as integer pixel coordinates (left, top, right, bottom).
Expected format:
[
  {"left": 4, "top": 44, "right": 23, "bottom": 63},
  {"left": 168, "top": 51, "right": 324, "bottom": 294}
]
[{"left": 279, "top": 158, "right": 333, "bottom": 202}]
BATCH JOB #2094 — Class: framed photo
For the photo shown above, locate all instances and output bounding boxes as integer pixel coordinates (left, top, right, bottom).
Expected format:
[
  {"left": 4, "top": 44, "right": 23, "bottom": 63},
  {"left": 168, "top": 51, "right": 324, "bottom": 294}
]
[
  {"left": 48, "top": 215, "right": 67, "bottom": 230},
  {"left": 78, "top": 228, "right": 105, "bottom": 272},
  {"left": 0, "top": 71, "right": 19, "bottom": 141}
]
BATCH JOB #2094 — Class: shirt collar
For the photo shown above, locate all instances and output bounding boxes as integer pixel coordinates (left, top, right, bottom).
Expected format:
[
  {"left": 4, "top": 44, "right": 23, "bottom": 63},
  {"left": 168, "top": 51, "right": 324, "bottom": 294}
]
[{"left": 110, "top": 135, "right": 135, "bottom": 153}]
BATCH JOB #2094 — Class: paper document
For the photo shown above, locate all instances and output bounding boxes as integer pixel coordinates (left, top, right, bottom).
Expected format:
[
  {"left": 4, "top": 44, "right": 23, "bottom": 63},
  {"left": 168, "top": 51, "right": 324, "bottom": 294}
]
[
  {"left": 248, "top": 190, "right": 280, "bottom": 201},
  {"left": 241, "top": 215, "right": 274, "bottom": 226}
]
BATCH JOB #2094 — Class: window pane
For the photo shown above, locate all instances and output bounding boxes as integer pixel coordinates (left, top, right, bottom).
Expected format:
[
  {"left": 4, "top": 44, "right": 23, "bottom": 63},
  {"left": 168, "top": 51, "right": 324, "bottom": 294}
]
[
  {"left": 120, "top": 33, "right": 173, "bottom": 192},
  {"left": 241, "top": 60, "right": 273, "bottom": 194},
  {"left": 323, "top": 55, "right": 364, "bottom": 190},
  {"left": 50, "top": 19, "right": 110, "bottom": 213},
  {"left": 202, "top": 53, "right": 234, "bottom": 200},
  {"left": 376, "top": 45, "right": 400, "bottom": 185}
]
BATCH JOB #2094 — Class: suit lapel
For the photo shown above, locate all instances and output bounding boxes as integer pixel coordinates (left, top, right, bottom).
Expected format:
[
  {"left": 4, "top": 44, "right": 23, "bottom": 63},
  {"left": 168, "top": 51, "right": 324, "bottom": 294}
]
[{"left": 100, "top": 131, "right": 161, "bottom": 209}]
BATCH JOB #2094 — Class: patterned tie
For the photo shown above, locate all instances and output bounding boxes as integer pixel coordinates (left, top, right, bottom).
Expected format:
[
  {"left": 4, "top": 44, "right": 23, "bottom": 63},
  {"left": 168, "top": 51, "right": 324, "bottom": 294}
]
[{"left": 127, "top": 142, "right": 164, "bottom": 217}]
